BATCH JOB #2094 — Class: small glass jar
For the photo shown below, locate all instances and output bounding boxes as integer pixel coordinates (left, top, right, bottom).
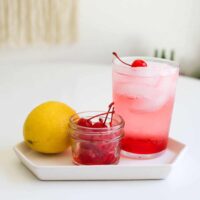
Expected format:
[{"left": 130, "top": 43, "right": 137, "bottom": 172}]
[{"left": 68, "top": 111, "right": 125, "bottom": 165}]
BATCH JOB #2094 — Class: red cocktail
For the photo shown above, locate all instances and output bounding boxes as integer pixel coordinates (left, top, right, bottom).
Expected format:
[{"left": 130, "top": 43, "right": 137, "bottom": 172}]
[{"left": 112, "top": 54, "right": 179, "bottom": 158}]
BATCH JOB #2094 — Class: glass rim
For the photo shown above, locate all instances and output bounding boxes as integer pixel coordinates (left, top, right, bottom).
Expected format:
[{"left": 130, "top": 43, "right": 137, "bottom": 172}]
[
  {"left": 112, "top": 56, "right": 179, "bottom": 77},
  {"left": 69, "top": 111, "right": 125, "bottom": 134},
  {"left": 112, "top": 56, "right": 179, "bottom": 68}
]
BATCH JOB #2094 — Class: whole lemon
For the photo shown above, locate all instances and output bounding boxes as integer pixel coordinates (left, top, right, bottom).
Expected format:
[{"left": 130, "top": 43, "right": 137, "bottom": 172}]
[{"left": 23, "top": 101, "right": 76, "bottom": 153}]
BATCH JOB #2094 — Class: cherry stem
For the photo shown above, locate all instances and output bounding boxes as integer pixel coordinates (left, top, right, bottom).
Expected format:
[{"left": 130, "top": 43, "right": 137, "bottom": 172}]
[
  {"left": 103, "top": 102, "right": 114, "bottom": 125},
  {"left": 88, "top": 111, "right": 114, "bottom": 121},
  {"left": 110, "top": 107, "right": 115, "bottom": 126},
  {"left": 99, "top": 118, "right": 103, "bottom": 123},
  {"left": 112, "top": 52, "right": 132, "bottom": 67},
  {"left": 87, "top": 102, "right": 115, "bottom": 126}
]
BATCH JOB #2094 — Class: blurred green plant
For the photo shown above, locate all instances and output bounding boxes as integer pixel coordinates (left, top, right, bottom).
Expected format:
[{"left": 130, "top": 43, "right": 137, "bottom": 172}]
[{"left": 154, "top": 49, "right": 175, "bottom": 61}]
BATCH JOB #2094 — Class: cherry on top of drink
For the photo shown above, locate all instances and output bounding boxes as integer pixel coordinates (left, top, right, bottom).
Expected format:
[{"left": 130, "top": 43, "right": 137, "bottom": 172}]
[
  {"left": 77, "top": 102, "right": 115, "bottom": 128},
  {"left": 112, "top": 52, "right": 147, "bottom": 67}
]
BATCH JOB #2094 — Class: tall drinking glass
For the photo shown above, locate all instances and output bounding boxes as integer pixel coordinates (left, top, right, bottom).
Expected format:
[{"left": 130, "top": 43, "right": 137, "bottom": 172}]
[{"left": 112, "top": 57, "right": 179, "bottom": 158}]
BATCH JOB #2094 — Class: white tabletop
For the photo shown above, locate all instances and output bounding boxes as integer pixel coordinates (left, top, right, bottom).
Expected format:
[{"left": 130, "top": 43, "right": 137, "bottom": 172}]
[{"left": 0, "top": 62, "right": 200, "bottom": 200}]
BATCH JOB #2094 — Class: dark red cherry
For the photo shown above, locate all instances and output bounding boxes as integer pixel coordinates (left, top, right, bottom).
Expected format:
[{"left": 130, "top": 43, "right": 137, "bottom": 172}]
[
  {"left": 113, "top": 52, "right": 147, "bottom": 68},
  {"left": 77, "top": 118, "right": 93, "bottom": 127},
  {"left": 131, "top": 59, "right": 147, "bottom": 67},
  {"left": 93, "top": 122, "right": 107, "bottom": 128}
]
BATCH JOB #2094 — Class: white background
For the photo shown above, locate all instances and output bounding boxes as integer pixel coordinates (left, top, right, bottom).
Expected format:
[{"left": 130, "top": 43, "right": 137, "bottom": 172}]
[{"left": 0, "top": 0, "right": 200, "bottom": 76}]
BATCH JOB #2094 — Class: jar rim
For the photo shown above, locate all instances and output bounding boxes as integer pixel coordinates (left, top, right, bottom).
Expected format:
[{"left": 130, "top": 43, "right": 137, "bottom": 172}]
[{"left": 69, "top": 111, "right": 125, "bottom": 135}]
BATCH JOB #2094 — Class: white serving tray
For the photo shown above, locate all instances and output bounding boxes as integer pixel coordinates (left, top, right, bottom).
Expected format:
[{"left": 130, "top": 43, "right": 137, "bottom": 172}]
[{"left": 14, "top": 138, "right": 186, "bottom": 180}]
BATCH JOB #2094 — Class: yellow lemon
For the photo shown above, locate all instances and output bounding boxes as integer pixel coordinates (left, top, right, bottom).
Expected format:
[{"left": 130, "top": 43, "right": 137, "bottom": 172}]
[{"left": 23, "top": 101, "right": 76, "bottom": 153}]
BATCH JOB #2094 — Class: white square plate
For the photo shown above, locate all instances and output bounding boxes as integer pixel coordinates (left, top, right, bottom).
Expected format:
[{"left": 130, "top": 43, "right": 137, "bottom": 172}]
[{"left": 14, "top": 138, "right": 186, "bottom": 180}]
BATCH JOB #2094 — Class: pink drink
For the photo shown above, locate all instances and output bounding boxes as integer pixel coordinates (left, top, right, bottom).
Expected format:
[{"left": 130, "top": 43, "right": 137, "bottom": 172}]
[{"left": 112, "top": 57, "right": 179, "bottom": 158}]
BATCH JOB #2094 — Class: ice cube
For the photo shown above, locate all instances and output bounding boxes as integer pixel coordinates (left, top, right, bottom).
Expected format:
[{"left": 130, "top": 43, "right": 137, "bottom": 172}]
[
  {"left": 128, "top": 79, "right": 174, "bottom": 112},
  {"left": 117, "top": 83, "right": 156, "bottom": 99},
  {"left": 129, "top": 95, "right": 168, "bottom": 112}
]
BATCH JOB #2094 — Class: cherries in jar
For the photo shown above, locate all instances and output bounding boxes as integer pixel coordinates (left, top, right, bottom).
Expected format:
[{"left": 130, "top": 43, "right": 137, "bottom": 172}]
[{"left": 68, "top": 109, "right": 124, "bottom": 165}]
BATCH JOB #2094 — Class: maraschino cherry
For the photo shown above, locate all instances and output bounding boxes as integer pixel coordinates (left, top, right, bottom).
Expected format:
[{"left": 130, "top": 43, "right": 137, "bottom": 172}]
[
  {"left": 75, "top": 102, "right": 119, "bottom": 165},
  {"left": 131, "top": 59, "right": 147, "bottom": 67},
  {"left": 112, "top": 52, "right": 147, "bottom": 67},
  {"left": 77, "top": 118, "right": 93, "bottom": 127},
  {"left": 77, "top": 102, "right": 115, "bottom": 128},
  {"left": 93, "top": 122, "right": 107, "bottom": 128}
]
